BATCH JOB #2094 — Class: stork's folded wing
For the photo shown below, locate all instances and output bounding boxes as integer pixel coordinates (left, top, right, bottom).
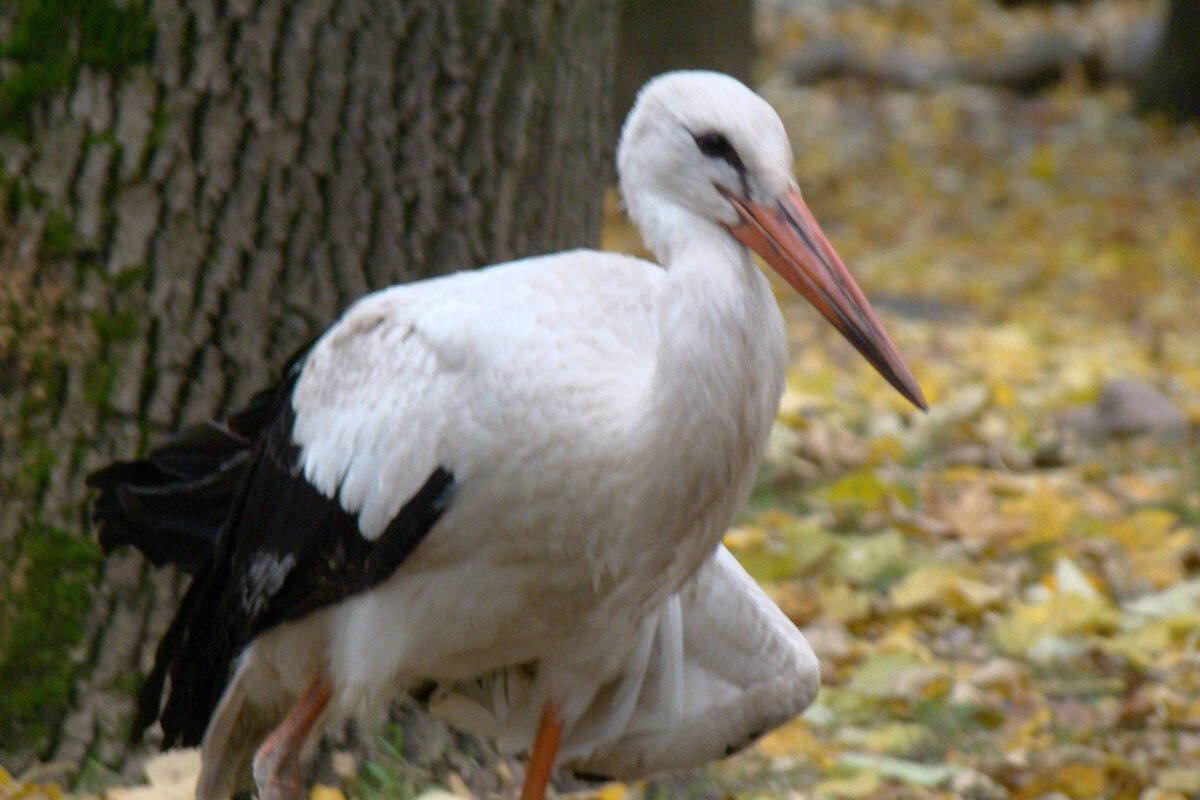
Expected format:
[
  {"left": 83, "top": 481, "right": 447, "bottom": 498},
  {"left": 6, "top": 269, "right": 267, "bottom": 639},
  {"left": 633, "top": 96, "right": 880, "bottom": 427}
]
[{"left": 429, "top": 545, "right": 820, "bottom": 778}]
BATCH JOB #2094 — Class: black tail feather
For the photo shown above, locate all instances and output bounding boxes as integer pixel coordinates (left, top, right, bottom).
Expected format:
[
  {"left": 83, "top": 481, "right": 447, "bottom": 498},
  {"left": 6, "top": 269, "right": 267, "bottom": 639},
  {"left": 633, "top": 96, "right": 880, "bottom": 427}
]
[
  {"left": 88, "top": 342, "right": 313, "bottom": 742},
  {"left": 87, "top": 422, "right": 258, "bottom": 575},
  {"left": 130, "top": 553, "right": 214, "bottom": 741},
  {"left": 87, "top": 342, "right": 312, "bottom": 576}
]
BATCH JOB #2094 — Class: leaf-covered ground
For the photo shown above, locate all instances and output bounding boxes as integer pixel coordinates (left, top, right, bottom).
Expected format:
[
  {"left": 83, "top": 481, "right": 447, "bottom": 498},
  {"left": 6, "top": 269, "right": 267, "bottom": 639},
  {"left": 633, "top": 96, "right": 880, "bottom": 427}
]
[
  {"left": 601, "top": 78, "right": 1200, "bottom": 800},
  {"left": 602, "top": 1, "right": 1196, "bottom": 797},
  {"left": 6, "top": 1, "right": 1199, "bottom": 800},
  {"left": 660, "top": 2, "right": 1199, "bottom": 798}
]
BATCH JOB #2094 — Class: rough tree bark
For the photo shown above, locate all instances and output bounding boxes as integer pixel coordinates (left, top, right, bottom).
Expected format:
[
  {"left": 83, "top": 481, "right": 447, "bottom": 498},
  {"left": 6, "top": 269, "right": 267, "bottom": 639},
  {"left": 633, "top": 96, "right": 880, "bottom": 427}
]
[{"left": 0, "top": 0, "right": 617, "bottom": 777}]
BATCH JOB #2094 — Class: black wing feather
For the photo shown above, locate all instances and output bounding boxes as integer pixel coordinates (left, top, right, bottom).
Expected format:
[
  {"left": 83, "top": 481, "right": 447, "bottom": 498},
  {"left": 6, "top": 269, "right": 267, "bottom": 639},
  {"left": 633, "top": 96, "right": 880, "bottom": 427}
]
[{"left": 88, "top": 345, "right": 456, "bottom": 747}]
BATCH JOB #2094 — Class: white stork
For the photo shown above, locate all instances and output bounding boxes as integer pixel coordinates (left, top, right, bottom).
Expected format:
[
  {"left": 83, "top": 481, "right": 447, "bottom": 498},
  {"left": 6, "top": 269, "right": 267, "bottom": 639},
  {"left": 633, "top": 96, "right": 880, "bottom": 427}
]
[{"left": 90, "top": 71, "right": 925, "bottom": 800}]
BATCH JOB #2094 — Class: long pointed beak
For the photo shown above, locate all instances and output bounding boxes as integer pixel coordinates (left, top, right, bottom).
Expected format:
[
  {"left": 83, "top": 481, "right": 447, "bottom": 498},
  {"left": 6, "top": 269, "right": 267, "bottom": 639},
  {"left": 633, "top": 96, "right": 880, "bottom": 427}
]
[{"left": 722, "top": 187, "right": 927, "bottom": 410}]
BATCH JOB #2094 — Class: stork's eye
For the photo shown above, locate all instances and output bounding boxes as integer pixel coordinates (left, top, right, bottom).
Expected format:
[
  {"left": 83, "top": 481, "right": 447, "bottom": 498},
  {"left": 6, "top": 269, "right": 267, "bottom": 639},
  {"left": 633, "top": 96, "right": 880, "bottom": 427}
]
[
  {"left": 693, "top": 132, "right": 745, "bottom": 173},
  {"left": 694, "top": 132, "right": 734, "bottom": 159}
]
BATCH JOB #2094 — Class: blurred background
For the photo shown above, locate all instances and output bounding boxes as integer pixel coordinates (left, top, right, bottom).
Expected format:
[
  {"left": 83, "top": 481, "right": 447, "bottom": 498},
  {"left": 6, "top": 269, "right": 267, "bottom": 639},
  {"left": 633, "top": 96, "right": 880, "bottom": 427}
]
[{"left": 1, "top": 1, "right": 1197, "bottom": 798}]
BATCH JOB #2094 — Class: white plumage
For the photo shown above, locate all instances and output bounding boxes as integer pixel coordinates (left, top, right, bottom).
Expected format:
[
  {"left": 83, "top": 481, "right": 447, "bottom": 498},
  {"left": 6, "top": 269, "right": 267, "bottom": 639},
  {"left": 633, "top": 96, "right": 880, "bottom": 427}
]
[
  {"left": 93, "top": 71, "right": 924, "bottom": 800},
  {"left": 431, "top": 545, "right": 820, "bottom": 777}
]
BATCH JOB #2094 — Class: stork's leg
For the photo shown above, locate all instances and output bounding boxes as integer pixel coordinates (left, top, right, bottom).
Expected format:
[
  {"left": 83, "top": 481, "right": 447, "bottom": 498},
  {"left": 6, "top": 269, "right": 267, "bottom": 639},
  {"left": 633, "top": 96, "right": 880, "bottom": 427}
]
[
  {"left": 520, "top": 699, "right": 563, "bottom": 800},
  {"left": 252, "top": 671, "right": 333, "bottom": 800}
]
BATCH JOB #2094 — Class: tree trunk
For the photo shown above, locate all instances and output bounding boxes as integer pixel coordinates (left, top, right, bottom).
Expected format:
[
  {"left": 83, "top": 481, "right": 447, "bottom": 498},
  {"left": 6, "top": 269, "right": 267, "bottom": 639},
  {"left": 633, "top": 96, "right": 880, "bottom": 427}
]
[
  {"left": 613, "top": 0, "right": 753, "bottom": 141},
  {"left": 1134, "top": 0, "right": 1200, "bottom": 120},
  {"left": 0, "top": 0, "right": 616, "bottom": 777}
]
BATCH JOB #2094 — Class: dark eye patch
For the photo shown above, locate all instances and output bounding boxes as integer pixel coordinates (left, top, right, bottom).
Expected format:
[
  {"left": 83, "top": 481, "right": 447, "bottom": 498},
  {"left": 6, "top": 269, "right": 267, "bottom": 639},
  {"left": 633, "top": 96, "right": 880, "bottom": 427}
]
[{"left": 693, "top": 132, "right": 746, "bottom": 174}]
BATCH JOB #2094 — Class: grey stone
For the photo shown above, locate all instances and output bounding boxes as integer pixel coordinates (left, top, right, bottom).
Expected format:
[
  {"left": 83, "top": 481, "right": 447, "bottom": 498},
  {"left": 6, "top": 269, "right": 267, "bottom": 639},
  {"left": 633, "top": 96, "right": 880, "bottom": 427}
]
[{"left": 1060, "top": 377, "right": 1188, "bottom": 439}]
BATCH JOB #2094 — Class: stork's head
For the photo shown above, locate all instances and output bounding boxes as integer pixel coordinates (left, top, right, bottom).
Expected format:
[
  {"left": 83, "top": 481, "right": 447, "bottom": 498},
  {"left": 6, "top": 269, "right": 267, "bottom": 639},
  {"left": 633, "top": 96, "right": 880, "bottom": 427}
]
[{"left": 618, "top": 71, "right": 927, "bottom": 410}]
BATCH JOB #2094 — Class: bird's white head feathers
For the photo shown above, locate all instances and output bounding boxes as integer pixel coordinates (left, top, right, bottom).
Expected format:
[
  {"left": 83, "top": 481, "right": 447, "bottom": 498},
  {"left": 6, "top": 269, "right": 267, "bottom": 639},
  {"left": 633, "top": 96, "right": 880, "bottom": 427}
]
[{"left": 617, "top": 71, "right": 798, "bottom": 261}]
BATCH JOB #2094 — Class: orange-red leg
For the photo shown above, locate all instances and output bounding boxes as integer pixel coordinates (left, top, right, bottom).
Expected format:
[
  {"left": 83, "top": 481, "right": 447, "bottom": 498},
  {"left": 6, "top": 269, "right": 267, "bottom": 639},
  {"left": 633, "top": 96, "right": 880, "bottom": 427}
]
[
  {"left": 520, "top": 699, "right": 563, "bottom": 800},
  {"left": 252, "top": 671, "right": 333, "bottom": 800}
]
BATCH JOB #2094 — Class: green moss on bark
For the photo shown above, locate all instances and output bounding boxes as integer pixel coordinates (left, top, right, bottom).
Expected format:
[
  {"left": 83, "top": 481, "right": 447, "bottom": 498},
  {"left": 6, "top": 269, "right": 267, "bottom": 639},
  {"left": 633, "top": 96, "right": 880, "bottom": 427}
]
[
  {"left": 0, "top": 522, "right": 102, "bottom": 746},
  {"left": 0, "top": 0, "right": 155, "bottom": 138}
]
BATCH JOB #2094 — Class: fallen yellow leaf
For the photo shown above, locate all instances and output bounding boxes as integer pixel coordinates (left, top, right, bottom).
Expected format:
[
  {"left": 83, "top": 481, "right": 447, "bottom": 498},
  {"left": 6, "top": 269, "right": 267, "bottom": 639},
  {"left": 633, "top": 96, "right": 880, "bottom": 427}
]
[
  {"left": 1056, "top": 763, "right": 1106, "bottom": 799},
  {"left": 754, "top": 719, "right": 835, "bottom": 766},
  {"left": 997, "top": 480, "right": 1080, "bottom": 548},
  {"left": 309, "top": 786, "right": 346, "bottom": 800},
  {"left": 993, "top": 592, "right": 1118, "bottom": 655},
  {"left": 812, "top": 769, "right": 883, "bottom": 799},
  {"left": 889, "top": 563, "right": 1004, "bottom": 615}
]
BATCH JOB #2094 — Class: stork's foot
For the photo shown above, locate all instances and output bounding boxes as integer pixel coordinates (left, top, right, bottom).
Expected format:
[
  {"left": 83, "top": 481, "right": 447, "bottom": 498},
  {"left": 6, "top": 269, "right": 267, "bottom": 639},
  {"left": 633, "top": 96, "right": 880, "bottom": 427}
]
[
  {"left": 252, "top": 672, "right": 333, "bottom": 800},
  {"left": 251, "top": 749, "right": 304, "bottom": 800}
]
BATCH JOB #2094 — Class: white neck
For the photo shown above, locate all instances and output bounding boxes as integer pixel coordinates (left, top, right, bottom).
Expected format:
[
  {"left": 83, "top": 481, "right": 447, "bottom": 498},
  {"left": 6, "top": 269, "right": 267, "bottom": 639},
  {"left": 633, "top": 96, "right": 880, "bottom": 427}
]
[
  {"left": 651, "top": 223, "right": 776, "bottom": 404},
  {"left": 647, "top": 214, "right": 786, "bottom": 467},
  {"left": 622, "top": 209, "right": 789, "bottom": 611},
  {"left": 639, "top": 201, "right": 782, "bottom": 384}
]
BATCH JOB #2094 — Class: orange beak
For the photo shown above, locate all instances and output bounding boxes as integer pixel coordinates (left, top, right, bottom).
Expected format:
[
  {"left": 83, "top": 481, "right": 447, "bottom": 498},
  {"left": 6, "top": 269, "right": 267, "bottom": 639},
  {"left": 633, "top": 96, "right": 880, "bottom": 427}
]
[{"left": 722, "top": 187, "right": 927, "bottom": 410}]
